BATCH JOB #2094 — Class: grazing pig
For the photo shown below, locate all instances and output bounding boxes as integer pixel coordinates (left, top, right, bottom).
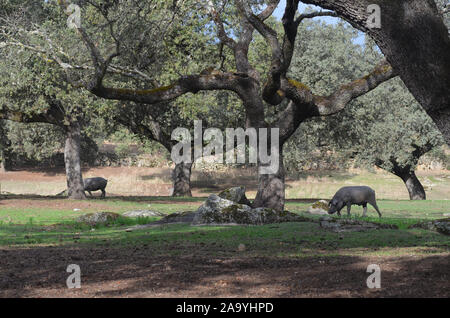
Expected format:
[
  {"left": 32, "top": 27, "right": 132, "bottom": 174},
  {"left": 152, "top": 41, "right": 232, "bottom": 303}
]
[
  {"left": 328, "top": 186, "right": 381, "bottom": 217},
  {"left": 83, "top": 177, "right": 108, "bottom": 198}
]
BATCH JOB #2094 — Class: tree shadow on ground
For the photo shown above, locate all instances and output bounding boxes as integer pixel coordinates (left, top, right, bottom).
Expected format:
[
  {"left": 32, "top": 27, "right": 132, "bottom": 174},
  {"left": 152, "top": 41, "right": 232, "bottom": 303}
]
[
  {"left": 192, "top": 182, "right": 260, "bottom": 194},
  {"left": 287, "top": 170, "right": 357, "bottom": 182},
  {"left": 104, "top": 195, "right": 206, "bottom": 203},
  {"left": 139, "top": 170, "right": 172, "bottom": 182},
  {"left": 0, "top": 241, "right": 448, "bottom": 297},
  {"left": 0, "top": 194, "right": 67, "bottom": 201},
  {"left": 0, "top": 194, "right": 205, "bottom": 201},
  {"left": 192, "top": 178, "right": 296, "bottom": 195}
]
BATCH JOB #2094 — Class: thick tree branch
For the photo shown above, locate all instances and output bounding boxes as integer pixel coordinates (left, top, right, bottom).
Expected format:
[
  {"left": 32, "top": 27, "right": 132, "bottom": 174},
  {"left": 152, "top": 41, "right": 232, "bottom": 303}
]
[
  {"left": 411, "top": 141, "right": 434, "bottom": 158},
  {"left": 236, "top": 0, "right": 283, "bottom": 72},
  {"left": 308, "top": 60, "right": 396, "bottom": 116},
  {"left": 233, "top": 17, "right": 257, "bottom": 77},
  {"left": 294, "top": 10, "right": 338, "bottom": 24},
  {"left": 274, "top": 59, "right": 396, "bottom": 142},
  {"left": 263, "top": 1, "right": 338, "bottom": 106},
  {"left": 259, "top": 0, "right": 282, "bottom": 21},
  {"left": 88, "top": 71, "right": 253, "bottom": 104},
  {"left": 232, "top": 1, "right": 281, "bottom": 79}
]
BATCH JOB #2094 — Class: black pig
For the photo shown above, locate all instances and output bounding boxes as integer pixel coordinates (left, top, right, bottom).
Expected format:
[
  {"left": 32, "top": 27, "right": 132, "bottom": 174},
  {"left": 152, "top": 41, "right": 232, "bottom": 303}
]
[
  {"left": 83, "top": 177, "right": 108, "bottom": 198},
  {"left": 328, "top": 186, "right": 381, "bottom": 217}
]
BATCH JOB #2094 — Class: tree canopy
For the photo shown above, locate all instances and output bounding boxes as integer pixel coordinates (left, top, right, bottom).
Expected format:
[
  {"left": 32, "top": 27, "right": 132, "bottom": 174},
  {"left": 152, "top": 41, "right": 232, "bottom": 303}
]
[{"left": 0, "top": 0, "right": 448, "bottom": 208}]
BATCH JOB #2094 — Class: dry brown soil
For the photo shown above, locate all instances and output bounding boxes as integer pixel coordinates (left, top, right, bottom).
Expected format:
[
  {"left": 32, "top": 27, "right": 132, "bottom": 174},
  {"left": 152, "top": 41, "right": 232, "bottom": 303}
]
[{"left": 0, "top": 245, "right": 448, "bottom": 298}]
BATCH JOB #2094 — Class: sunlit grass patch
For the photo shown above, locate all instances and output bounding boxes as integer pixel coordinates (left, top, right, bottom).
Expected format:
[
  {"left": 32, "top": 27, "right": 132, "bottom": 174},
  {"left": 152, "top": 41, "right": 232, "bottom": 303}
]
[{"left": 0, "top": 194, "right": 448, "bottom": 261}]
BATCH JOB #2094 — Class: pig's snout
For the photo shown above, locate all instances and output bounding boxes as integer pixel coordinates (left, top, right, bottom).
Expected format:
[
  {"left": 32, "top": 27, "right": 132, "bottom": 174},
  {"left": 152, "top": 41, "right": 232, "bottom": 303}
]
[{"left": 328, "top": 203, "right": 337, "bottom": 214}]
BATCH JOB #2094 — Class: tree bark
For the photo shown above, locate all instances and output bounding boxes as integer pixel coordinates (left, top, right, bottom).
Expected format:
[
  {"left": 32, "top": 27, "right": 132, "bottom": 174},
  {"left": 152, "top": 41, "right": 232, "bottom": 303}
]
[
  {"left": 172, "top": 161, "right": 193, "bottom": 197},
  {"left": 399, "top": 170, "right": 426, "bottom": 200},
  {"left": 253, "top": 148, "right": 286, "bottom": 211},
  {"left": 64, "top": 122, "right": 86, "bottom": 200},
  {"left": 0, "top": 148, "right": 6, "bottom": 173}
]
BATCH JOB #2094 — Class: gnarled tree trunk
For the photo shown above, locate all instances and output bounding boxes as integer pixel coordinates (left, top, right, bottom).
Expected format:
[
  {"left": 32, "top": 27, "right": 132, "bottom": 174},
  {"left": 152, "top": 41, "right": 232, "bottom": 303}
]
[
  {"left": 172, "top": 161, "right": 193, "bottom": 197},
  {"left": 398, "top": 170, "right": 426, "bottom": 200},
  {"left": 253, "top": 148, "right": 286, "bottom": 211},
  {"left": 64, "top": 122, "right": 86, "bottom": 200}
]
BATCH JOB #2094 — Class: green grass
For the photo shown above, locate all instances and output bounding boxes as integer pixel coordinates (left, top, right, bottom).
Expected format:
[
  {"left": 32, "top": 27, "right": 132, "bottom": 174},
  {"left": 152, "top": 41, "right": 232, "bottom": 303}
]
[
  {"left": 284, "top": 170, "right": 450, "bottom": 200},
  {"left": 287, "top": 200, "right": 449, "bottom": 232},
  {"left": 0, "top": 221, "right": 447, "bottom": 258},
  {"left": 0, "top": 197, "right": 447, "bottom": 226},
  {"left": 0, "top": 196, "right": 448, "bottom": 259},
  {"left": 0, "top": 196, "right": 203, "bottom": 225}
]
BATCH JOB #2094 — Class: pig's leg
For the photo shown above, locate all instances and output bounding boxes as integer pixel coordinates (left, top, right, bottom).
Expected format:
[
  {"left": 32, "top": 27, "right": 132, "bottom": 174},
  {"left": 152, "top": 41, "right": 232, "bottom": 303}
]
[
  {"left": 346, "top": 202, "right": 352, "bottom": 216},
  {"left": 362, "top": 203, "right": 367, "bottom": 217},
  {"left": 101, "top": 189, "right": 106, "bottom": 198}
]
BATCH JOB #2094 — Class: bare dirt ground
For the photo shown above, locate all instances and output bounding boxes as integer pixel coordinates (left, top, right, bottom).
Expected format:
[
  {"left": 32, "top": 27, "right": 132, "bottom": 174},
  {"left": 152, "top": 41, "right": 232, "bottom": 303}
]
[
  {"left": 1, "top": 166, "right": 449, "bottom": 200},
  {"left": 0, "top": 245, "right": 448, "bottom": 298},
  {"left": 0, "top": 166, "right": 257, "bottom": 197}
]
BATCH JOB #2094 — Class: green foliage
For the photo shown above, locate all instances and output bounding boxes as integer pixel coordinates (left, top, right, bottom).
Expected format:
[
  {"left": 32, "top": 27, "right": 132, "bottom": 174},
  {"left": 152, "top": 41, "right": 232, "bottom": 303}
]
[
  {"left": 60, "top": 0, "right": 247, "bottom": 154},
  {"left": 0, "top": 1, "right": 119, "bottom": 168},
  {"left": 427, "top": 146, "right": 450, "bottom": 170},
  {"left": 6, "top": 122, "right": 64, "bottom": 164},
  {"left": 285, "top": 21, "right": 444, "bottom": 174},
  {"left": 3, "top": 121, "right": 100, "bottom": 167},
  {"left": 1, "top": 0, "right": 446, "bottom": 175},
  {"left": 435, "top": 0, "right": 450, "bottom": 30}
]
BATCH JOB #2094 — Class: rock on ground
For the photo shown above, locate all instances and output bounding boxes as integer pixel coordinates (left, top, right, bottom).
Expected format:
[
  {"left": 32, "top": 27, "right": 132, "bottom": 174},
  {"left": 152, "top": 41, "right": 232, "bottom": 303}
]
[
  {"left": 192, "top": 194, "right": 306, "bottom": 225},
  {"left": 56, "top": 190, "right": 68, "bottom": 196},
  {"left": 122, "top": 210, "right": 165, "bottom": 218},
  {"left": 125, "top": 211, "right": 197, "bottom": 231},
  {"left": 307, "top": 200, "right": 329, "bottom": 215},
  {"left": 192, "top": 194, "right": 250, "bottom": 224},
  {"left": 127, "top": 187, "right": 310, "bottom": 231},
  {"left": 409, "top": 218, "right": 450, "bottom": 235},
  {"left": 161, "top": 211, "right": 197, "bottom": 223},
  {"left": 319, "top": 216, "right": 398, "bottom": 233},
  {"left": 218, "top": 186, "right": 252, "bottom": 206},
  {"left": 76, "top": 212, "right": 121, "bottom": 226}
]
